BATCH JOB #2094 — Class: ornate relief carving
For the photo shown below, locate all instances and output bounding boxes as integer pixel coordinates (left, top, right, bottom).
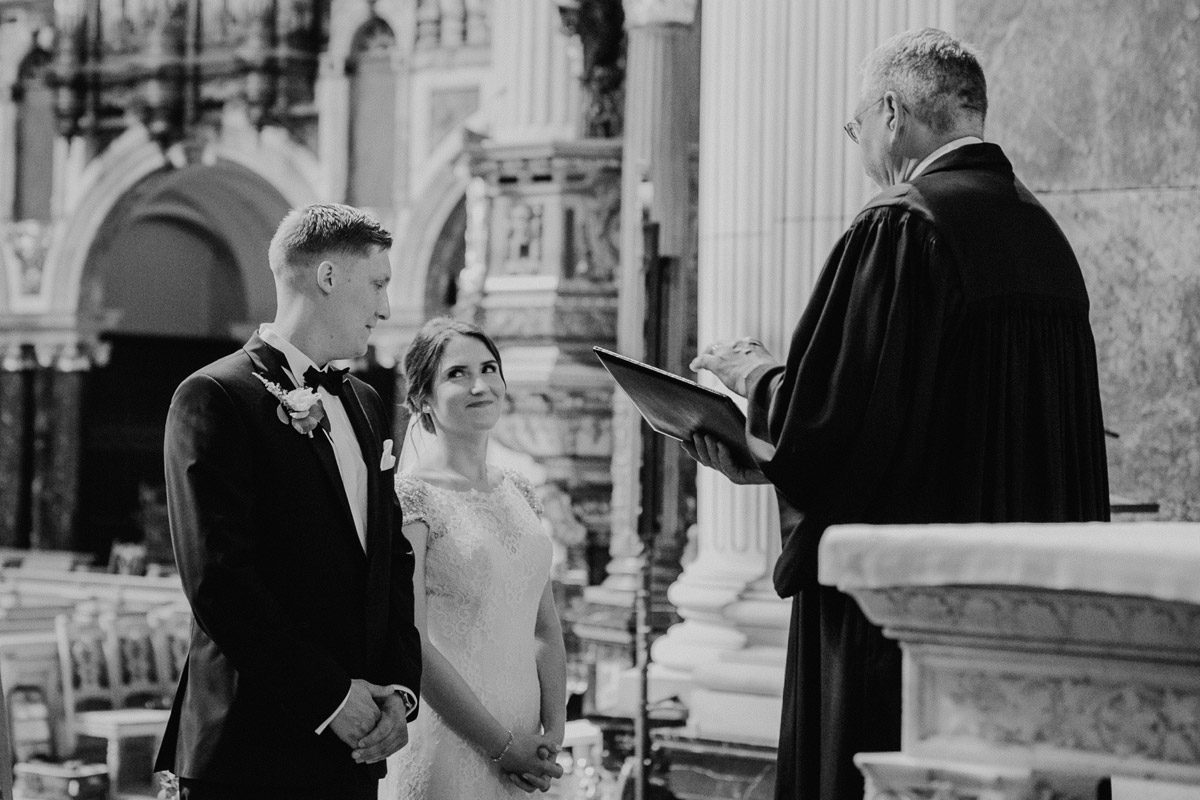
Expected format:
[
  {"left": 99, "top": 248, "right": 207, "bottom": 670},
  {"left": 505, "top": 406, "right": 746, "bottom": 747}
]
[
  {"left": 502, "top": 200, "right": 545, "bottom": 272},
  {"left": 856, "top": 754, "right": 1086, "bottom": 800},
  {"left": 494, "top": 400, "right": 614, "bottom": 459},
  {"left": 857, "top": 586, "right": 1200, "bottom": 656},
  {"left": 567, "top": 173, "right": 620, "bottom": 282},
  {"left": 555, "top": 0, "right": 625, "bottom": 138},
  {"left": 924, "top": 668, "right": 1200, "bottom": 765},
  {"left": 3, "top": 220, "right": 52, "bottom": 297}
]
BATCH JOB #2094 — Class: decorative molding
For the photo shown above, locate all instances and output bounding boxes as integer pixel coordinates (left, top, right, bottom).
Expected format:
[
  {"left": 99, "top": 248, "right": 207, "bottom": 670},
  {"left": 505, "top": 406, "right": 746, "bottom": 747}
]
[
  {"left": 2, "top": 220, "right": 52, "bottom": 299},
  {"left": 855, "top": 586, "right": 1200, "bottom": 658},
  {"left": 622, "top": 0, "right": 697, "bottom": 28}
]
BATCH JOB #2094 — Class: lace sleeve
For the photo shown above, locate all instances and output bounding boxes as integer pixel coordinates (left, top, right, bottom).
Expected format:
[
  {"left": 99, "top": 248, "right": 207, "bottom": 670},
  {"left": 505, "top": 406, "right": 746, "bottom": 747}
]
[
  {"left": 395, "top": 475, "right": 445, "bottom": 541},
  {"left": 504, "top": 468, "right": 544, "bottom": 517}
]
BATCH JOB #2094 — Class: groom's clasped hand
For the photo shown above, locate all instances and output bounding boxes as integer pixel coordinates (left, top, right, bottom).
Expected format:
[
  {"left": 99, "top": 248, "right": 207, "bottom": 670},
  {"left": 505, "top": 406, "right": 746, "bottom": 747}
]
[{"left": 331, "top": 679, "right": 412, "bottom": 765}]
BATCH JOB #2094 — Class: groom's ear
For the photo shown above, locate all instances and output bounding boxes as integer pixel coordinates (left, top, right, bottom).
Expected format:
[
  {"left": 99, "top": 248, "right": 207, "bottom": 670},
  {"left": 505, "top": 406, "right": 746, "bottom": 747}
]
[{"left": 316, "top": 259, "right": 336, "bottom": 294}]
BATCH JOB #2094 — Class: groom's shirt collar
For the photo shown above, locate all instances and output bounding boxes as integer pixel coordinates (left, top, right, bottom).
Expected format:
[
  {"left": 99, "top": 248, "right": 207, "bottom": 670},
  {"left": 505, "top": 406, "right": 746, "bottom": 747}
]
[{"left": 258, "top": 324, "right": 320, "bottom": 388}]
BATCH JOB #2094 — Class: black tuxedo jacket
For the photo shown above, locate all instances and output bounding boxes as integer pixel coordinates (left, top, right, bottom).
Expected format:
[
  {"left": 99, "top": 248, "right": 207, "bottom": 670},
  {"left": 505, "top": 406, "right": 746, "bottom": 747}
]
[{"left": 155, "top": 334, "right": 421, "bottom": 791}]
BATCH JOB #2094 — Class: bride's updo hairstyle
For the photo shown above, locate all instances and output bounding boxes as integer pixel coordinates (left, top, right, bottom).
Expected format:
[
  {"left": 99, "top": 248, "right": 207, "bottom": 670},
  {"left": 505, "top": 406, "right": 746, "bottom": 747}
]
[{"left": 404, "top": 316, "right": 506, "bottom": 433}]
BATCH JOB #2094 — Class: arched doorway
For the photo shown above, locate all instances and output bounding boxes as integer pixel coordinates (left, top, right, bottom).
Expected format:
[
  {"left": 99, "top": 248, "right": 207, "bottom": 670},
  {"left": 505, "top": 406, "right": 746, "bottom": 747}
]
[
  {"left": 75, "top": 161, "right": 288, "bottom": 562},
  {"left": 424, "top": 195, "right": 467, "bottom": 318}
]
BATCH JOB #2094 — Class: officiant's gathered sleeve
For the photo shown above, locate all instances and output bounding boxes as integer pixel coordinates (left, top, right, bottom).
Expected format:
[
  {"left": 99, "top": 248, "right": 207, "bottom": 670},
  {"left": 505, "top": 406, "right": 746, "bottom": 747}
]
[{"left": 741, "top": 143, "right": 1111, "bottom": 800}]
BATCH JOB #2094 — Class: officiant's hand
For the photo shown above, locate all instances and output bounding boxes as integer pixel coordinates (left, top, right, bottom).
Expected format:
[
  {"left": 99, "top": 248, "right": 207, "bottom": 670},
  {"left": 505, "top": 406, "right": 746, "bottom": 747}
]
[
  {"left": 351, "top": 685, "right": 410, "bottom": 763},
  {"left": 684, "top": 433, "right": 769, "bottom": 485},
  {"left": 690, "top": 337, "right": 776, "bottom": 397},
  {"left": 329, "top": 678, "right": 383, "bottom": 749}
]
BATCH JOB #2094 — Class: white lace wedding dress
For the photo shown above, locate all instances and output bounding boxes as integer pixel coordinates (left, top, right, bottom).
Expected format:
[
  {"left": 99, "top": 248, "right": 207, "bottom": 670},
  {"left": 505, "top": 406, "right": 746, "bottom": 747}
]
[{"left": 380, "top": 466, "right": 552, "bottom": 800}]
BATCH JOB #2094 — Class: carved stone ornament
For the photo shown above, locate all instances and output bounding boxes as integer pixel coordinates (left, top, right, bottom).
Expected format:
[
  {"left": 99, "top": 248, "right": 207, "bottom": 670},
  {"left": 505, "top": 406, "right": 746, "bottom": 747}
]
[
  {"left": 3, "top": 220, "right": 52, "bottom": 297},
  {"left": 568, "top": 172, "right": 620, "bottom": 282},
  {"left": 855, "top": 586, "right": 1200, "bottom": 657},
  {"left": 554, "top": 0, "right": 626, "bottom": 138},
  {"left": 502, "top": 200, "right": 545, "bottom": 272},
  {"left": 925, "top": 668, "right": 1200, "bottom": 765}
]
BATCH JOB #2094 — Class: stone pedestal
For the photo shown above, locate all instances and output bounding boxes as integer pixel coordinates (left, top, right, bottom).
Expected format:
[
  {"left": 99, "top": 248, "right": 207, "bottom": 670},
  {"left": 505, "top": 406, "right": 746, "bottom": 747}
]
[{"left": 820, "top": 522, "right": 1200, "bottom": 800}]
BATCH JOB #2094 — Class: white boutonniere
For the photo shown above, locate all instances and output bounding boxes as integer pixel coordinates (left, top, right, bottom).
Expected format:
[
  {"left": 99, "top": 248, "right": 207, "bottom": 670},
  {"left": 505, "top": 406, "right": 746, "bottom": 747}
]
[{"left": 253, "top": 373, "right": 327, "bottom": 437}]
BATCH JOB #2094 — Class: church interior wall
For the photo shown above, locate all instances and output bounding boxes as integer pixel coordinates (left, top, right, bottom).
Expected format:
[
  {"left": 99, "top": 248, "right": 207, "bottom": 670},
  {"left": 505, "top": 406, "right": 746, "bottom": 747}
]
[{"left": 958, "top": 0, "right": 1200, "bottom": 519}]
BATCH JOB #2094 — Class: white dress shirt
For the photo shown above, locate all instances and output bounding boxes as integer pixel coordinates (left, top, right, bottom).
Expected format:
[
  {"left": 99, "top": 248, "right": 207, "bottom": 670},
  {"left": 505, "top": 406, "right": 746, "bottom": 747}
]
[
  {"left": 257, "top": 326, "right": 416, "bottom": 731},
  {"left": 909, "top": 135, "right": 984, "bottom": 181},
  {"left": 259, "top": 325, "right": 368, "bottom": 553}
]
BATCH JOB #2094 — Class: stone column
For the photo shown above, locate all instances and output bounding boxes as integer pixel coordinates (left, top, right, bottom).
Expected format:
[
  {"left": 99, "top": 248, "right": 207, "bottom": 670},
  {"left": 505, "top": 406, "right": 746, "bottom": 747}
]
[
  {"left": 0, "top": 345, "right": 36, "bottom": 548},
  {"left": 575, "top": 0, "right": 701, "bottom": 715},
  {"left": 29, "top": 344, "right": 88, "bottom": 551},
  {"left": 488, "top": 0, "right": 582, "bottom": 144},
  {"left": 652, "top": 0, "right": 955, "bottom": 745}
]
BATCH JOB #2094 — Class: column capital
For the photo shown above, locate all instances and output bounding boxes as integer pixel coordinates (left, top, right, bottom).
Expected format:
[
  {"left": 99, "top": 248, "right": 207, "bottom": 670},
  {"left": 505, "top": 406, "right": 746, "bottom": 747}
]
[{"left": 622, "top": 0, "right": 697, "bottom": 28}]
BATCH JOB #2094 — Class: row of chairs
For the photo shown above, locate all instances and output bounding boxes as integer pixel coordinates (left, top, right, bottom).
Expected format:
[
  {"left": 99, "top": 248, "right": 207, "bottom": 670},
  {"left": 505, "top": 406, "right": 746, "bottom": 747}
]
[{"left": 51, "top": 602, "right": 191, "bottom": 793}]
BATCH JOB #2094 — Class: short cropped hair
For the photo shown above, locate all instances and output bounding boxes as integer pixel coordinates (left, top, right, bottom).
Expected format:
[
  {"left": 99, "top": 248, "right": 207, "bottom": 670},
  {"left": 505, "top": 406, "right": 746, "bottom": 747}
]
[
  {"left": 403, "top": 317, "right": 506, "bottom": 433},
  {"left": 268, "top": 203, "right": 393, "bottom": 277},
  {"left": 860, "top": 28, "right": 987, "bottom": 135}
]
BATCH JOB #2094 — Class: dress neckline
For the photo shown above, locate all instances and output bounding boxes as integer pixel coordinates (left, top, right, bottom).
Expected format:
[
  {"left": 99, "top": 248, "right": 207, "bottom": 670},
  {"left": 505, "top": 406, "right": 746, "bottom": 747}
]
[{"left": 406, "top": 467, "right": 511, "bottom": 497}]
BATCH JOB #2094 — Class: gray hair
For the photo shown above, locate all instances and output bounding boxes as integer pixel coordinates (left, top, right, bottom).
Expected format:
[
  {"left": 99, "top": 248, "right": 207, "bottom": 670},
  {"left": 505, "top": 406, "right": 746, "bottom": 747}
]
[
  {"left": 268, "top": 203, "right": 393, "bottom": 278},
  {"left": 860, "top": 28, "right": 987, "bottom": 135}
]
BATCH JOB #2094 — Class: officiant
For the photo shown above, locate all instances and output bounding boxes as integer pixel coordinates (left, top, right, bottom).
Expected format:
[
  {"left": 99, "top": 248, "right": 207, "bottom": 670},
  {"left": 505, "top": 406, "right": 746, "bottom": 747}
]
[{"left": 685, "top": 28, "right": 1110, "bottom": 800}]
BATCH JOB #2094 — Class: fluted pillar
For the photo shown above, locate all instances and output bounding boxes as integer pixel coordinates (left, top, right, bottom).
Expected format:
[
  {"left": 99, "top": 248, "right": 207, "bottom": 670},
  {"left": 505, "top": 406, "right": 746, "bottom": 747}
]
[
  {"left": 569, "top": 0, "right": 701, "bottom": 715},
  {"left": 488, "top": 0, "right": 582, "bottom": 143},
  {"left": 652, "top": 0, "right": 956, "bottom": 745}
]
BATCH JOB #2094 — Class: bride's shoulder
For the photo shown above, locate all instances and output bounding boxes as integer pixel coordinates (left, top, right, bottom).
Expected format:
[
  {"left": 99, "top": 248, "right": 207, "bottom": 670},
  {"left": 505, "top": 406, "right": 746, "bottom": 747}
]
[
  {"left": 395, "top": 472, "right": 441, "bottom": 525},
  {"left": 498, "top": 466, "right": 544, "bottom": 517}
]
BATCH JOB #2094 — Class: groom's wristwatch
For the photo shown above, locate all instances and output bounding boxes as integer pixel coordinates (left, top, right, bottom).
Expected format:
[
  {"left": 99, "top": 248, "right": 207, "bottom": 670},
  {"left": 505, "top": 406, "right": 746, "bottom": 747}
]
[{"left": 390, "top": 684, "right": 419, "bottom": 720}]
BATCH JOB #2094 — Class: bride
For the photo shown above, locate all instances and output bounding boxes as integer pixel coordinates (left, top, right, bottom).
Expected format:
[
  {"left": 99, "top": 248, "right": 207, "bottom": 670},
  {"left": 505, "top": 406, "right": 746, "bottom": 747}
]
[{"left": 381, "top": 317, "right": 567, "bottom": 799}]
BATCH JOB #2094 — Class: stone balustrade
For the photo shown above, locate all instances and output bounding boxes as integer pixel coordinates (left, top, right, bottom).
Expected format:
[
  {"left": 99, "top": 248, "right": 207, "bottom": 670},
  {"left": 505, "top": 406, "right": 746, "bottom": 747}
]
[{"left": 819, "top": 522, "right": 1200, "bottom": 800}]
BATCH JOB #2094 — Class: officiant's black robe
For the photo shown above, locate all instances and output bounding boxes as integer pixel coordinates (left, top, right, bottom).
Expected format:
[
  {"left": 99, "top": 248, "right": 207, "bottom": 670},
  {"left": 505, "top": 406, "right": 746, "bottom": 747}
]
[{"left": 743, "top": 143, "right": 1110, "bottom": 800}]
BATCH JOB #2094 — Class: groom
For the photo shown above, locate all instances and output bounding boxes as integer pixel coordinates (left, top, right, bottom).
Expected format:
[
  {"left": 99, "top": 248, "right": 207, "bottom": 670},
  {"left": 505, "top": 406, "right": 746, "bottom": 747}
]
[{"left": 156, "top": 203, "right": 422, "bottom": 800}]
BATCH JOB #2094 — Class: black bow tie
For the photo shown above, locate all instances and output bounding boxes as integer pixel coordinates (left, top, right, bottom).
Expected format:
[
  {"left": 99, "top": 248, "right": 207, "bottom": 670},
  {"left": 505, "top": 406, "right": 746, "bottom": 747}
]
[{"left": 304, "top": 365, "right": 348, "bottom": 396}]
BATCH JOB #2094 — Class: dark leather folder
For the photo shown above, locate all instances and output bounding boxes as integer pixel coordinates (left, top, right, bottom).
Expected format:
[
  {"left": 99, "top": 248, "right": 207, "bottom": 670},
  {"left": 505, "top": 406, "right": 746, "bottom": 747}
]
[{"left": 594, "top": 346, "right": 757, "bottom": 468}]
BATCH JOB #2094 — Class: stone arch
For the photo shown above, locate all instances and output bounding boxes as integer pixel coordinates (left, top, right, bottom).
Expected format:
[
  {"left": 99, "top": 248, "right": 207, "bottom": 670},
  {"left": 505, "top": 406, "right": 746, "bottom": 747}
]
[
  {"left": 392, "top": 161, "right": 469, "bottom": 329},
  {"left": 48, "top": 123, "right": 320, "bottom": 318},
  {"left": 77, "top": 159, "right": 290, "bottom": 338}
]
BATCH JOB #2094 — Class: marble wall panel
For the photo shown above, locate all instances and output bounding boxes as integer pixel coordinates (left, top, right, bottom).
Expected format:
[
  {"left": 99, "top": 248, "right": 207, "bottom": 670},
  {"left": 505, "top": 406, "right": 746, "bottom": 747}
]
[
  {"left": 1042, "top": 190, "right": 1200, "bottom": 520},
  {"left": 958, "top": 0, "right": 1200, "bottom": 191},
  {"left": 957, "top": 0, "right": 1200, "bottom": 519}
]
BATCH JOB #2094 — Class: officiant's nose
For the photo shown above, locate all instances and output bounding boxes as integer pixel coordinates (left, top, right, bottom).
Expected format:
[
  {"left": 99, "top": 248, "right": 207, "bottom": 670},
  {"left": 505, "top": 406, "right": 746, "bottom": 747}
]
[{"left": 375, "top": 290, "right": 391, "bottom": 322}]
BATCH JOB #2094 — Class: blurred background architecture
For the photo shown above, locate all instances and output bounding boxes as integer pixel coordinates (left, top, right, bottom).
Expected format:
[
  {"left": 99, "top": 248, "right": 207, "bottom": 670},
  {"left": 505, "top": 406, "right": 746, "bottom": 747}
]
[{"left": 0, "top": 0, "right": 1197, "bottom": 797}]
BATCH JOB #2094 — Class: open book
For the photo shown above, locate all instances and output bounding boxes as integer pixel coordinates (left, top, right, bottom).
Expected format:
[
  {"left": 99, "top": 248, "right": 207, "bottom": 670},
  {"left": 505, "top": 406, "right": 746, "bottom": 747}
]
[{"left": 594, "top": 346, "right": 757, "bottom": 469}]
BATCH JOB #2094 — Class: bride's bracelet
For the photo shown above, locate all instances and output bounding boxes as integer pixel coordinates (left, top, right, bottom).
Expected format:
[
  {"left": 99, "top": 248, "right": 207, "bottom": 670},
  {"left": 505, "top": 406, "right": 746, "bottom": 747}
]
[{"left": 490, "top": 730, "right": 515, "bottom": 763}]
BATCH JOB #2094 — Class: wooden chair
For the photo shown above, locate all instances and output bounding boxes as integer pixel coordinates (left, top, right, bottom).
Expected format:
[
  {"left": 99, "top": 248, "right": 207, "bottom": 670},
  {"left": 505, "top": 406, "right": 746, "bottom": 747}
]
[
  {"left": 55, "top": 610, "right": 171, "bottom": 794},
  {"left": 148, "top": 604, "right": 191, "bottom": 691}
]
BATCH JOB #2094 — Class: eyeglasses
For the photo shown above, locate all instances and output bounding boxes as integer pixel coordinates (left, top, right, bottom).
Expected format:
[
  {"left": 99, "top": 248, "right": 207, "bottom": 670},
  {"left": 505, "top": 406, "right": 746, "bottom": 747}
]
[{"left": 843, "top": 95, "right": 885, "bottom": 144}]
